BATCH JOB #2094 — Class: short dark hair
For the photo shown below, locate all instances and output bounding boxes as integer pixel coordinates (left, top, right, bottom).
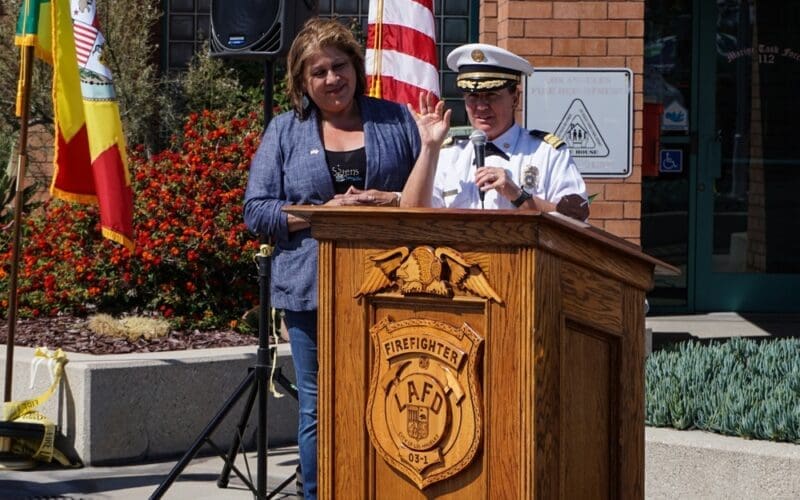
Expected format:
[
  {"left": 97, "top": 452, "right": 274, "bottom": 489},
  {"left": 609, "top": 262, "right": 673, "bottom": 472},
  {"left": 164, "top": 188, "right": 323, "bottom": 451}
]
[{"left": 286, "top": 17, "right": 367, "bottom": 119}]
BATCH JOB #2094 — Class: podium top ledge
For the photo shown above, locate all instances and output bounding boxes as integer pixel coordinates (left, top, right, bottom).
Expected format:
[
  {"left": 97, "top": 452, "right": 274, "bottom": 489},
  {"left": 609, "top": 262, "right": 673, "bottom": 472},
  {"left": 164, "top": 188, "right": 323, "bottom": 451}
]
[{"left": 283, "top": 206, "right": 680, "bottom": 277}]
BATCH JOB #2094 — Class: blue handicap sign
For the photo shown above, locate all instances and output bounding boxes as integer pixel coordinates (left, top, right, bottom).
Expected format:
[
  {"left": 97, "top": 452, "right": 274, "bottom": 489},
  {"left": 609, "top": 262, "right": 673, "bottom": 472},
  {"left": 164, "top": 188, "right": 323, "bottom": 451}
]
[{"left": 659, "top": 149, "right": 683, "bottom": 173}]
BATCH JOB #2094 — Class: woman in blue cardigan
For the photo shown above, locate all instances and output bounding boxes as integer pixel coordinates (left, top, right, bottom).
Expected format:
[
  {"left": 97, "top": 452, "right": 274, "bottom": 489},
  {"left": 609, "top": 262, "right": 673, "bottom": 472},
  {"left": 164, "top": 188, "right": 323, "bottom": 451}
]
[{"left": 243, "top": 17, "right": 449, "bottom": 499}]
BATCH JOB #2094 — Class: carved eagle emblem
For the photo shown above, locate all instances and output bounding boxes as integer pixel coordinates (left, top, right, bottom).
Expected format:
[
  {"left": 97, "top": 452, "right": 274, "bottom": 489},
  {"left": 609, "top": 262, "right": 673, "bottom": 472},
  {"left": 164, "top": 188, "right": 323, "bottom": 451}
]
[{"left": 355, "top": 246, "right": 502, "bottom": 303}]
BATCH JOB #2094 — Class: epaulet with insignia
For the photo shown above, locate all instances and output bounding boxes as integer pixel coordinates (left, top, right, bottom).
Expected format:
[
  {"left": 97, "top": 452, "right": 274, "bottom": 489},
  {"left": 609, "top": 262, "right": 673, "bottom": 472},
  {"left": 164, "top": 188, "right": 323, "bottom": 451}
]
[
  {"left": 530, "top": 129, "right": 566, "bottom": 149},
  {"left": 442, "top": 134, "right": 469, "bottom": 149}
]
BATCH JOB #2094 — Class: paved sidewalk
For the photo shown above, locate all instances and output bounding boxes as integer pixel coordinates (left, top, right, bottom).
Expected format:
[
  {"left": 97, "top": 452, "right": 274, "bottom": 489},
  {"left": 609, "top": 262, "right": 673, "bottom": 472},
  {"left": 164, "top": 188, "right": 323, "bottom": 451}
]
[
  {"left": 2, "top": 313, "right": 797, "bottom": 499},
  {"left": 646, "top": 312, "right": 800, "bottom": 351},
  {"left": 647, "top": 311, "right": 800, "bottom": 339},
  {"left": 0, "top": 445, "right": 301, "bottom": 499}
]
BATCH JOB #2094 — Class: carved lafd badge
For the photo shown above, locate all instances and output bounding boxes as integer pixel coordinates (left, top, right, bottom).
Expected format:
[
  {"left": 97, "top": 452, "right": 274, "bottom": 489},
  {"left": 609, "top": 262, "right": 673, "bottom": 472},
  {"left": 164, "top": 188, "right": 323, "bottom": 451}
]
[{"left": 366, "top": 317, "right": 484, "bottom": 489}]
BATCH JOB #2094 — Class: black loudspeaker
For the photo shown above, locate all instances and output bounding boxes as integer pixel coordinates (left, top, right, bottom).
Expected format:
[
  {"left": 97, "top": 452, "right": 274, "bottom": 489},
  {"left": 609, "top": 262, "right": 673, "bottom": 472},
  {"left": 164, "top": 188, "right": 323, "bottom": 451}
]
[{"left": 210, "top": 0, "right": 317, "bottom": 59}]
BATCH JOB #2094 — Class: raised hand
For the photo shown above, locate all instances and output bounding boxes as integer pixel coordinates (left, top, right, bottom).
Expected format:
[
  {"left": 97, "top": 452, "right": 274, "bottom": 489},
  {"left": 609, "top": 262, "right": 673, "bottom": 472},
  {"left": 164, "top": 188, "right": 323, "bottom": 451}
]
[{"left": 408, "top": 91, "right": 451, "bottom": 149}]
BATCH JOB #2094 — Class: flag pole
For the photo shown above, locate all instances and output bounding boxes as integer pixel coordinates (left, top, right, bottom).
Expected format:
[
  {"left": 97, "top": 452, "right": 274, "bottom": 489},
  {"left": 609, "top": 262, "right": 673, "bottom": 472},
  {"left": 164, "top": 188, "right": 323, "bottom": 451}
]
[{"left": 4, "top": 44, "right": 35, "bottom": 404}]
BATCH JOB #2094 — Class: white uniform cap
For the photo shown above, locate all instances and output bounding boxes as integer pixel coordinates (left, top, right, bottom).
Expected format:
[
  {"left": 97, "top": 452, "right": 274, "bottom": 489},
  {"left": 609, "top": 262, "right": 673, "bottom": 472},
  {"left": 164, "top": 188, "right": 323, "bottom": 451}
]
[{"left": 447, "top": 43, "right": 534, "bottom": 92}]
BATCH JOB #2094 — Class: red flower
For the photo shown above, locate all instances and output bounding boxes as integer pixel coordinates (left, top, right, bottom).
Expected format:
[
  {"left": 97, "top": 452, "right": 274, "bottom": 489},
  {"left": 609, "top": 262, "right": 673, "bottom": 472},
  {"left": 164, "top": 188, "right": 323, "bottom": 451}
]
[{"left": 0, "top": 108, "right": 264, "bottom": 329}]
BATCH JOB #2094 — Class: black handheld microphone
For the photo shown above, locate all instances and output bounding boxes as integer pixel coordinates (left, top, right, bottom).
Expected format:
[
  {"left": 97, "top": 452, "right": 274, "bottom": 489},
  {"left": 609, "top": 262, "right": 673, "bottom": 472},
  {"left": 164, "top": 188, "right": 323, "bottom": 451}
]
[{"left": 469, "top": 129, "right": 488, "bottom": 208}]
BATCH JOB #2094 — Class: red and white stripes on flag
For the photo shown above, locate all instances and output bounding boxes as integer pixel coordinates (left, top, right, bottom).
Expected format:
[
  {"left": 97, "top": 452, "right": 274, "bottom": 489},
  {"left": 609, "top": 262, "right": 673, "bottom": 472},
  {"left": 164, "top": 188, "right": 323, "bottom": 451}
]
[
  {"left": 72, "top": 21, "right": 98, "bottom": 66},
  {"left": 366, "top": 0, "right": 439, "bottom": 106}
]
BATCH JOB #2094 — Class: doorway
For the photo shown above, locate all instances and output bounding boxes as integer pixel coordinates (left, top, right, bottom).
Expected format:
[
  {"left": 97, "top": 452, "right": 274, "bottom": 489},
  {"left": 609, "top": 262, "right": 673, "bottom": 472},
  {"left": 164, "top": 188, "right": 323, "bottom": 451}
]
[{"left": 643, "top": 0, "right": 800, "bottom": 313}]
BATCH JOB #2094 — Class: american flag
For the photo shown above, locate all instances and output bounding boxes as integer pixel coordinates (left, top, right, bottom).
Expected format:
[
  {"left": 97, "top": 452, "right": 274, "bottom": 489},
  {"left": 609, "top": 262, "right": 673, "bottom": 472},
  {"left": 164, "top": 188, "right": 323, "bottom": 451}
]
[
  {"left": 366, "top": 0, "right": 439, "bottom": 106},
  {"left": 72, "top": 21, "right": 98, "bottom": 66}
]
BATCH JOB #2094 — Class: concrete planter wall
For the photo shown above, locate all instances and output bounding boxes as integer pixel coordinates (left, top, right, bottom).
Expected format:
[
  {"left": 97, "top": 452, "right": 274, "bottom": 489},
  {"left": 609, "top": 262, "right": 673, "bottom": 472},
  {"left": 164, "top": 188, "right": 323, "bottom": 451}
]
[
  {"left": 646, "top": 427, "right": 800, "bottom": 497},
  {"left": 4, "top": 343, "right": 800, "bottom": 497},
  {"left": 1, "top": 344, "right": 298, "bottom": 465}
]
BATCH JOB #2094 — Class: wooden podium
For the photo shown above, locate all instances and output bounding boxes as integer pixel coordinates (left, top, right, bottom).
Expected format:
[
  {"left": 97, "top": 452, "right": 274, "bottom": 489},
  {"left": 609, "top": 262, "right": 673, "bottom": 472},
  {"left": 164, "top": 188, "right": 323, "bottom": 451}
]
[{"left": 285, "top": 207, "right": 675, "bottom": 499}]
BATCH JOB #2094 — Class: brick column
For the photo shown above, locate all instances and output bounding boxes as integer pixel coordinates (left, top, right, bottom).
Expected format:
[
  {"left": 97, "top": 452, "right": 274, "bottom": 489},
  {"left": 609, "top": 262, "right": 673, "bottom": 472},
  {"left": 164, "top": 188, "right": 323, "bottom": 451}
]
[{"left": 482, "top": 1, "right": 645, "bottom": 244}]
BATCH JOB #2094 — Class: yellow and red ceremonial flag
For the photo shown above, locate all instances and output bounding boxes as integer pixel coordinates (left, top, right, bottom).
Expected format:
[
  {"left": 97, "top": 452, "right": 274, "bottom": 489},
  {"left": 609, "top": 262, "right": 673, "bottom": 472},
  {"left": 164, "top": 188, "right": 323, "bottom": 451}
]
[
  {"left": 366, "top": 0, "right": 440, "bottom": 106},
  {"left": 15, "top": 0, "right": 135, "bottom": 251}
]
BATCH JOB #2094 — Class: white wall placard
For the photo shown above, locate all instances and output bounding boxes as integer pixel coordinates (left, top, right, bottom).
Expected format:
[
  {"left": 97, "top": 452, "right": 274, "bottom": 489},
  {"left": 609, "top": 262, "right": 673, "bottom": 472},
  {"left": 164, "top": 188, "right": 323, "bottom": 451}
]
[{"left": 524, "top": 68, "right": 633, "bottom": 178}]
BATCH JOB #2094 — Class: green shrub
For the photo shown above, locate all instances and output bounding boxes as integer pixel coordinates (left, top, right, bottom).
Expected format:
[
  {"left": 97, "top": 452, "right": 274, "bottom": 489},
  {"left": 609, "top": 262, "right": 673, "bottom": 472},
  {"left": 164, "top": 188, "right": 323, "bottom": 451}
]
[
  {"left": 154, "top": 45, "right": 269, "bottom": 152},
  {"left": 0, "top": 1, "right": 266, "bottom": 159},
  {"left": 1, "top": 158, "right": 42, "bottom": 250},
  {"left": 0, "top": 109, "right": 263, "bottom": 330},
  {"left": 646, "top": 337, "right": 800, "bottom": 443},
  {"left": 95, "top": 0, "right": 163, "bottom": 151}
]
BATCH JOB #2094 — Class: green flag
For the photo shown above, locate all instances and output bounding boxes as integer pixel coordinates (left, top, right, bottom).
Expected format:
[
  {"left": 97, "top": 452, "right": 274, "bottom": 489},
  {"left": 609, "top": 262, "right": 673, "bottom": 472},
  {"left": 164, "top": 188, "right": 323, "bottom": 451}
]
[
  {"left": 15, "top": 0, "right": 52, "bottom": 62},
  {"left": 14, "top": 0, "right": 52, "bottom": 116}
]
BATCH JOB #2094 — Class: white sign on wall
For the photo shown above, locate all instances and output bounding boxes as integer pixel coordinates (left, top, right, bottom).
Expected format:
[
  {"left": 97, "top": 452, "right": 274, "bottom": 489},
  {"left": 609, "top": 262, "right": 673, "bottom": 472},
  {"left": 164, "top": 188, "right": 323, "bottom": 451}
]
[{"left": 524, "top": 68, "right": 633, "bottom": 178}]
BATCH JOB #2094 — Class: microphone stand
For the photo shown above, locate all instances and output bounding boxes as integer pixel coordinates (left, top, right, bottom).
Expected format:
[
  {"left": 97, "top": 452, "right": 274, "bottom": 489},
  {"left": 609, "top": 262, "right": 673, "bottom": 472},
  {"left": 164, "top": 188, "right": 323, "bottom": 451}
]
[{"left": 151, "top": 59, "right": 297, "bottom": 500}]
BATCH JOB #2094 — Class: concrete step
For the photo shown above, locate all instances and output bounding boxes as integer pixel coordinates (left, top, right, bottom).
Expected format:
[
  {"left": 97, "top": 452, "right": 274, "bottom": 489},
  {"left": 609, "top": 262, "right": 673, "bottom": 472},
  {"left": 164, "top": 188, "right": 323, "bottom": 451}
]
[{"left": 1, "top": 344, "right": 298, "bottom": 465}]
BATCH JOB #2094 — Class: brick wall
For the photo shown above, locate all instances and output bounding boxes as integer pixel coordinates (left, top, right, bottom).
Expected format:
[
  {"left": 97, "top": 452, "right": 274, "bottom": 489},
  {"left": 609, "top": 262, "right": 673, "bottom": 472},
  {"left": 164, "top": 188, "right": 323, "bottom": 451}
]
[
  {"left": 482, "top": 0, "right": 645, "bottom": 244},
  {"left": 27, "top": 125, "right": 55, "bottom": 187},
  {"left": 12, "top": 125, "right": 54, "bottom": 204}
]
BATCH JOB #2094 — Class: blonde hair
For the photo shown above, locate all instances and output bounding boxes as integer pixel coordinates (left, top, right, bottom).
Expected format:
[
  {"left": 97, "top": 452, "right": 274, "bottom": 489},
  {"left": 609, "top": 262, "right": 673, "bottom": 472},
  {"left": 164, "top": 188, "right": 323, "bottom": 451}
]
[{"left": 286, "top": 17, "right": 366, "bottom": 118}]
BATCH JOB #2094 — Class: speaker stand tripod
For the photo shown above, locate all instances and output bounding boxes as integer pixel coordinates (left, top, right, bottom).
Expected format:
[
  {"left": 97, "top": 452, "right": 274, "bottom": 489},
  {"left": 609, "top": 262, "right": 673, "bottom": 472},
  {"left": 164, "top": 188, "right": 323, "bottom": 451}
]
[{"left": 150, "top": 243, "right": 298, "bottom": 499}]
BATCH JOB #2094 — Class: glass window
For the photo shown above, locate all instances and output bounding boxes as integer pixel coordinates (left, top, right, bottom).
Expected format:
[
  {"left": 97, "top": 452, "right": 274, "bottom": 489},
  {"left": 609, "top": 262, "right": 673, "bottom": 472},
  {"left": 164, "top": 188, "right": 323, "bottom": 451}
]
[
  {"left": 170, "top": 0, "right": 195, "bottom": 13},
  {"left": 333, "top": 0, "right": 359, "bottom": 15},
  {"left": 165, "top": 1, "right": 211, "bottom": 71},
  {"left": 169, "top": 43, "right": 195, "bottom": 69},
  {"left": 644, "top": 0, "right": 692, "bottom": 136},
  {"left": 642, "top": 0, "right": 693, "bottom": 308},
  {"left": 442, "top": 73, "right": 459, "bottom": 98},
  {"left": 443, "top": 18, "right": 468, "bottom": 43},
  {"left": 443, "top": 0, "right": 469, "bottom": 16},
  {"left": 170, "top": 15, "right": 195, "bottom": 41},
  {"left": 197, "top": 15, "right": 210, "bottom": 40},
  {"left": 712, "top": 0, "right": 800, "bottom": 273}
]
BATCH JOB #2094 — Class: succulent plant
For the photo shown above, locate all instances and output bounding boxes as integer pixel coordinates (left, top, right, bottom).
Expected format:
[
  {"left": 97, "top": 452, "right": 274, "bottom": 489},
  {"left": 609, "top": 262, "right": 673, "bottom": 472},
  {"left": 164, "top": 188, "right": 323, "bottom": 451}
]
[{"left": 646, "top": 337, "right": 800, "bottom": 443}]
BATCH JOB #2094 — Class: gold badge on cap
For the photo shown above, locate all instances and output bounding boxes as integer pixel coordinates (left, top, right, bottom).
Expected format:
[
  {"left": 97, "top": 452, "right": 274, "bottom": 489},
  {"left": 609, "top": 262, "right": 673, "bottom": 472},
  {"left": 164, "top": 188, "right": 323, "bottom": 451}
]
[
  {"left": 471, "top": 49, "right": 486, "bottom": 62},
  {"left": 523, "top": 165, "right": 539, "bottom": 190}
]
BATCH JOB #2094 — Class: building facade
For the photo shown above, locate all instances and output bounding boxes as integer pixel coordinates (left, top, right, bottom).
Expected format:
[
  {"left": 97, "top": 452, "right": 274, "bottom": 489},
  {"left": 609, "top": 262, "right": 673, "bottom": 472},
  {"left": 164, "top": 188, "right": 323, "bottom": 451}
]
[{"left": 161, "top": 0, "right": 798, "bottom": 314}]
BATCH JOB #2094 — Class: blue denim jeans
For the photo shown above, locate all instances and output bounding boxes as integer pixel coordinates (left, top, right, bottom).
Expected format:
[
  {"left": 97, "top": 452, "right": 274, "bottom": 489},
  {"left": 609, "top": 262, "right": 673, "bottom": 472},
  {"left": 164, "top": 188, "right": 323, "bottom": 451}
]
[{"left": 283, "top": 310, "right": 318, "bottom": 500}]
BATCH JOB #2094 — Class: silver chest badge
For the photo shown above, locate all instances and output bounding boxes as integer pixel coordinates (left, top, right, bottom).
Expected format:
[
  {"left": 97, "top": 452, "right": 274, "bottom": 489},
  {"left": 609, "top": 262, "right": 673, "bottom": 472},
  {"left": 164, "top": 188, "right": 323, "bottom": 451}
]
[{"left": 523, "top": 165, "right": 539, "bottom": 190}]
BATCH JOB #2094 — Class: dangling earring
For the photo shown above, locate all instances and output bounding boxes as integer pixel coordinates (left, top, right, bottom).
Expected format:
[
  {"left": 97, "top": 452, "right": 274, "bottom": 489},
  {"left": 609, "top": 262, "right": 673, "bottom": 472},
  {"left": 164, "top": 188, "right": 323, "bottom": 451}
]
[{"left": 302, "top": 94, "right": 310, "bottom": 109}]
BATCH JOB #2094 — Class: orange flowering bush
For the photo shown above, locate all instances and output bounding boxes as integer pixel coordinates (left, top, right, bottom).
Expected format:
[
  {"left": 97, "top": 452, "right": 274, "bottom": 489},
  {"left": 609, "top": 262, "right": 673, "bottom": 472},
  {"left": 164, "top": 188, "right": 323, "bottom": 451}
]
[{"left": 0, "top": 110, "right": 263, "bottom": 329}]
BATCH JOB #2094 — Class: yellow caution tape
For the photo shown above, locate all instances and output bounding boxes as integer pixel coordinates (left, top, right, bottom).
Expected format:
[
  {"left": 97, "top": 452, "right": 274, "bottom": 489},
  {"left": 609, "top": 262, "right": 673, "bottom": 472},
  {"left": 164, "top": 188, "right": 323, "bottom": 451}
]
[
  {"left": 269, "top": 308, "right": 284, "bottom": 399},
  {"left": 1, "top": 347, "right": 78, "bottom": 467}
]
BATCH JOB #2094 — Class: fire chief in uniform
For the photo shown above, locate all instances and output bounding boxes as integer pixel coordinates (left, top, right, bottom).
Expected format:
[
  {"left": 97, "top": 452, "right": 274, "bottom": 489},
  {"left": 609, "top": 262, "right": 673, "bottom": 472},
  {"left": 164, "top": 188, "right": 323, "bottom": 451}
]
[{"left": 402, "top": 43, "right": 589, "bottom": 220}]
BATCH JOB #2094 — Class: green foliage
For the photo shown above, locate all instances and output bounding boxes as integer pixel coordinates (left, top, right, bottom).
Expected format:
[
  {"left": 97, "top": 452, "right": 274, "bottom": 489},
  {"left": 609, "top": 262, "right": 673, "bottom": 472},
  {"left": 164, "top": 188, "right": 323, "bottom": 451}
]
[
  {"left": 0, "top": 0, "right": 55, "bottom": 160},
  {"left": 0, "top": 129, "right": 17, "bottom": 173},
  {"left": 0, "top": 1, "right": 270, "bottom": 156},
  {"left": 646, "top": 337, "right": 800, "bottom": 443},
  {"left": 0, "top": 0, "right": 164, "bottom": 156},
  {"left": 0, "top": 1, "right": 289, "bottom": 332},
  {"left": 0, "top": 110, "right": 263, "bottom": 330},
  {"left": 95, "top": 0, "right": 163, "bottom": 151},
  {"left": 1, "top": 158, "right": 42, "bottom": 250},
  {"left": 156, "top": 47, "right": 261, "bottom": 142},
  {"left": 154, "top": 47, "right": 292, "bottom": 150}
]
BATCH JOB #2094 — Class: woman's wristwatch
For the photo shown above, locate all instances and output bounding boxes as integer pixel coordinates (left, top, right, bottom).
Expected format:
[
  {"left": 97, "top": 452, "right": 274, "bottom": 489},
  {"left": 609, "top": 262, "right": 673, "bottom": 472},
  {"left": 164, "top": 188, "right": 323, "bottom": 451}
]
[{"left": 511, "top": 187, "right": 533, "bottom": 208}]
